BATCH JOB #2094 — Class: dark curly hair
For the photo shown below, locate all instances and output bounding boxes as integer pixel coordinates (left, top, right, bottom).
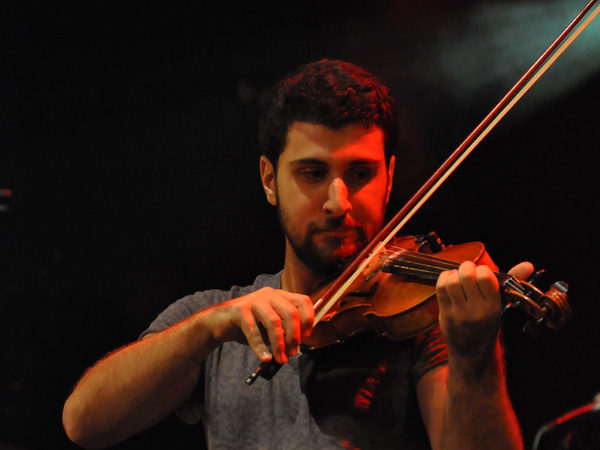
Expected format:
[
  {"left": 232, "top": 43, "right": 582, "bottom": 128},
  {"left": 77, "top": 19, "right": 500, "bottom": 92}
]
[{"left": 258, "top": 59, "right": 398, "bottom": 168}]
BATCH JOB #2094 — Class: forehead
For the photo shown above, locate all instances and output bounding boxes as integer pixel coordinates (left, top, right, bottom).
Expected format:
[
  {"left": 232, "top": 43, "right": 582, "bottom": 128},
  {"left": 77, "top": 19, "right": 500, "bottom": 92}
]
[{"left": 279, "top": 122, "right": 385, "bottom": 165}]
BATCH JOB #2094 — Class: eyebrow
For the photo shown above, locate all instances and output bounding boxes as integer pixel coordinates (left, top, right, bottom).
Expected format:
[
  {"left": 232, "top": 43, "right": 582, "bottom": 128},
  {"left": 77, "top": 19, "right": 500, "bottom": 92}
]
[{"left": 289, "top": 158, "right": 380, "bottom": 166}]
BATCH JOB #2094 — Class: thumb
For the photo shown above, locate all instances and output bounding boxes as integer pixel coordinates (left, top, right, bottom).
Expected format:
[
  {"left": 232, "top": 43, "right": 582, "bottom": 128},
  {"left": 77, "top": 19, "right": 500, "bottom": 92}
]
[{"left": 508, "top": 261, "right": 534, "bottom": 280}]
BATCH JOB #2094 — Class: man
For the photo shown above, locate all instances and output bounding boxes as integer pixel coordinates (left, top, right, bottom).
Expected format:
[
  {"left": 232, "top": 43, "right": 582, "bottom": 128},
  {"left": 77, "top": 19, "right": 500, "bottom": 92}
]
[{"left": 63, "top": 59, "right": 532, "bottom": 449}]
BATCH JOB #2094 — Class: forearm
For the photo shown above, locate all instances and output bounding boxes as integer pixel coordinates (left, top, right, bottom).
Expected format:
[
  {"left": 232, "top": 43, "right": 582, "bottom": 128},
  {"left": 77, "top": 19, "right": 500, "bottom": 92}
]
[
  {"left": 62, "top": 286, "right": 314, "bottom": 449},
  {"left": 441, "top": 340, "right": 523, "bottom": 450},
  {"left": 63, "top": 307, "right": 225, "bottom": 449}
]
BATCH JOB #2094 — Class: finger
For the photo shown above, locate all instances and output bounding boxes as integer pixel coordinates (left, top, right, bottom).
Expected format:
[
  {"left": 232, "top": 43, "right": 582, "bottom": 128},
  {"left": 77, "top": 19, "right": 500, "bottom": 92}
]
[
  {"left": 436, "top": 269, "right": 453, "bottom": 311},
  {"left": 456, "top": 263, "right": 503, "bottom": 322},
  {"left": 473, "top": 265, "right": 501, "bottom": 311},
  {"left": 444, "top": 265, "right": 470, "bottom": 304},
  {"left": 476, "top": 265, "right": 500, "bottom": 296},
  {"left": 236, "top": 310, "right": 273, "bottom": 363},
  {"left": 271, "top": 300, "right": 301, "bottom": 356},
  {"left": 456, "top": 261, "right": 483, "bottom": 302},
  {"left": 282, "top": 292, "right": 315, "bottom": 338},
  {"left": 274, "top": 292, "right": 315, "bottom": 356},
  {"left": 252, "top": 304, "right": 287, "bottom": 364},
  {"left": 508, "top": 261, "right": 534, "bottom": 280}
]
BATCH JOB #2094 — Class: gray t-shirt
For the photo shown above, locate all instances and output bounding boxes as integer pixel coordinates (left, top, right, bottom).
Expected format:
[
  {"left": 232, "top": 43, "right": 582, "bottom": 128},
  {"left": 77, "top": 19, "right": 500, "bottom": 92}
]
[{"left": 142, "top": 272, "right": 448, "bottom": 450}]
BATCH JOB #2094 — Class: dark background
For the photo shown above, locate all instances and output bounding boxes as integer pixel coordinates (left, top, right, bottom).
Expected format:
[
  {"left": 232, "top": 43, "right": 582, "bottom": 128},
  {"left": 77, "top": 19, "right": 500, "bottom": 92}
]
[{"left": 1, "top": 1, "right": 599, "bottom": 449}]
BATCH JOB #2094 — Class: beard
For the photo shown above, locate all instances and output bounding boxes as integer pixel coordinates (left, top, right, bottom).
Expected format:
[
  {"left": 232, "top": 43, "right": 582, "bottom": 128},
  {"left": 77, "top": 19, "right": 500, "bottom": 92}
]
[
  {"left": 281, "top": 214, "right": 368, "bottom": 276},
  {"left": 277, "top": 201, "right": 378, "bottom": 277}
]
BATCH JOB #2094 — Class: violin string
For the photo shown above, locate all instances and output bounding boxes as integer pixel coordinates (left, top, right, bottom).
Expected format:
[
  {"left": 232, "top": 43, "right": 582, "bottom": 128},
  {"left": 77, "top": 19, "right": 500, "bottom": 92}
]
[
  {"left": 383, "top": 249, "right": 463, "bottom": 270},
  {"left": 382, "top": 248, "right": 461, "bottom": 272},
  {"left": 504, "top": 279, "right": 526, "bottom": 294},
  {"left": 379, "top": 246, "right": 527, "bottom": 294},
  {"left": 381, "top": 253, "right": 459, "bottom": 280},
  {"left": 382, "top": 245, "right": 455, "bottom": 266}
]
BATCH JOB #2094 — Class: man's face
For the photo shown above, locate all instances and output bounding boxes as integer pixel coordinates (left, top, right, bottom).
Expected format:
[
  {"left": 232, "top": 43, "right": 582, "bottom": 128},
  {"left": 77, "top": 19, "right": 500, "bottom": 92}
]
[{"left": 261, "top": 122, "right": 395, "bottom": 275}]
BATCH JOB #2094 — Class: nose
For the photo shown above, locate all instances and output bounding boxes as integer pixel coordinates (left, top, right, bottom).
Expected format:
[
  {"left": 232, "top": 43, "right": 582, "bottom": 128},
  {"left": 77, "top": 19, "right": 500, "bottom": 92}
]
[{"left": 323, "top": 178, "right": 352, "bottom": 216}]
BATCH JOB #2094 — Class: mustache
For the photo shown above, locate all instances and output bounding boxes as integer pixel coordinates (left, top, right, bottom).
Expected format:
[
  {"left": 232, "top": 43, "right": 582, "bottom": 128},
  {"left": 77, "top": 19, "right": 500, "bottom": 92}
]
[{"left": 306, "top": 216, "right": 364, "bottom": 234}]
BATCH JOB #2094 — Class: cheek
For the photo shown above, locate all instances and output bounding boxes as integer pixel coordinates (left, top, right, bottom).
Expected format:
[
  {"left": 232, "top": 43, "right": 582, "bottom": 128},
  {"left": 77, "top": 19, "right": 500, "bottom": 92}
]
[
  {"left": 362, "top": 204, "right": 386, "bottom": 234},
  {"left": 279, "top": 177, "right": 325, "bottom": 213},
  {"left": 352, "top": 184, "right": 389, "bottom": 230},
  {"left": 277, "top": 186, "right": 318, "bottom": 230}
]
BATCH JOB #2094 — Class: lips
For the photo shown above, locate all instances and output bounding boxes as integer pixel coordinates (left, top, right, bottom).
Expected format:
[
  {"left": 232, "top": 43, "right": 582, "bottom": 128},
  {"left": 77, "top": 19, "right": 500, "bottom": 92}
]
[
  {"left": 307, "top": 217, "right": 365, "bottom": 242},
  {"left": 319, "top": 228, "right": 355, "bottom": 235},
  {"left": 314, "top": 224, "right": 354, "bottom": 232},
  {"left": 314, "top": 228, "right": 359, "bottom": 242}
]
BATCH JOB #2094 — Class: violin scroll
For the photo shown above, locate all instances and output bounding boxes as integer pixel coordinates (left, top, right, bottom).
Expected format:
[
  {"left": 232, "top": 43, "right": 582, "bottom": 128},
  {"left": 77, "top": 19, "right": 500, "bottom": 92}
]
[{"left": 501, "top": 271, "right": 572, "bottom": 338}]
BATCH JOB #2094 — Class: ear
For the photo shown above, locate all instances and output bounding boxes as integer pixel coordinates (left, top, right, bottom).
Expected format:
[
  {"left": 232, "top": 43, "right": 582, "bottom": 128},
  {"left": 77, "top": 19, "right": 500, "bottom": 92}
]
[
  {"left": 260, "top": 155, "right": 277, "bottom": 206},
  {"left": 385, "top": 155, "right": 395, "bottom": 204}
]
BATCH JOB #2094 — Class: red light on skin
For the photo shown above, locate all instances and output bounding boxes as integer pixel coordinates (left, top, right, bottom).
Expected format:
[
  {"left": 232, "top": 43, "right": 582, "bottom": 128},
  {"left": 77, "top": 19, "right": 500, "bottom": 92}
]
[{"left": 333, "top": 236, "right": 361, "bottom": 260}]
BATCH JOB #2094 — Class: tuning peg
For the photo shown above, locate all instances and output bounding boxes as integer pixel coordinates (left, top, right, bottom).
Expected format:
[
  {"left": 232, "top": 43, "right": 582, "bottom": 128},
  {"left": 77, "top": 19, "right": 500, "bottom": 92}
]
[
  {"left": 502, "top": 300, "right": 520, "bottom": 316},
  {"left": 551, "top": 281, "right": 568, "bottom": 294},
  {"left": 527, "top": 269, "right": 547, "bottom": 288},
  {"left": 522, "top": 317, "right": 546, "bottom": 339}
]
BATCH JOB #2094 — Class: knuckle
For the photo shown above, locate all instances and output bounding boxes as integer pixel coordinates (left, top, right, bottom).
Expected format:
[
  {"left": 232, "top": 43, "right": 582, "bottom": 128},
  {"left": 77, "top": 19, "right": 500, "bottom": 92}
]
[
  {"left": 305, "top": 311, "right": 315, "bottom": 325},
  {"left": 265, "top": 314, "right": 283, "bottom": 330},
  {"left": 288, "top": 307, "right": 300, "bottom": 321}
]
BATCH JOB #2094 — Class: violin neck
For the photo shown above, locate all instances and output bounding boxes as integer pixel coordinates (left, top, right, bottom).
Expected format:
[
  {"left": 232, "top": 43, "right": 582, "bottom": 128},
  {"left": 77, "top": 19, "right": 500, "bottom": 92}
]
[{"left": 381, "top": 248, "right": 515, "bottom": 286}]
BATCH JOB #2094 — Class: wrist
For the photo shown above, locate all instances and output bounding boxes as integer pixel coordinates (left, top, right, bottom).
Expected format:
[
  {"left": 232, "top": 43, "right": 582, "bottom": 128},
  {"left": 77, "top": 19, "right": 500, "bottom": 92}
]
[
  {"left": 188, "top": 302, "right": 240, "bottom": 349},
  {"left": 448, "top": 337, "right": 504, "bottom": 386}
]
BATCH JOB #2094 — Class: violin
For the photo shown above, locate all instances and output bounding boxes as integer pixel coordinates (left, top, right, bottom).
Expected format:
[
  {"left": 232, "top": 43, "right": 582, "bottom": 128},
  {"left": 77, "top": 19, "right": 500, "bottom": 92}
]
[
  {"left": 246, "top": 233, "right": 572, "bottom": 384},
  {"left": 303, "top": 233, "right": 571, "bottom": 351},
  {"left": 246, "top": 0, "right": 598, "bottom": 385}
]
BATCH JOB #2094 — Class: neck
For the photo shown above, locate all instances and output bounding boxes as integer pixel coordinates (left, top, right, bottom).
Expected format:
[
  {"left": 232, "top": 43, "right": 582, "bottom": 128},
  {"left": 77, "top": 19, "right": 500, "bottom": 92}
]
[{"left": 281, "top": 242, "right": 328, "bottom": 298}]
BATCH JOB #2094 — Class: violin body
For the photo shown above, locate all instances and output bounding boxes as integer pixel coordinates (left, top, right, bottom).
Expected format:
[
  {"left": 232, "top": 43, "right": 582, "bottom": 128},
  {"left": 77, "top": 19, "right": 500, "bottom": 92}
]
[{"left": 304, "top": 236, "right": 487, "bottom": 350}]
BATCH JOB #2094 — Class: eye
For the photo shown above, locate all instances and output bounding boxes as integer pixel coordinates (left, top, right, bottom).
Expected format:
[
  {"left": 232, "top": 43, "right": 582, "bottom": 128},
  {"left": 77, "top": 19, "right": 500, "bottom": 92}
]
[
  {"left": 297, "top": 167, "right": 328, "bottom": 183},
  {"left": 346, "top": 167, "right": 375, "bottom": 185}
]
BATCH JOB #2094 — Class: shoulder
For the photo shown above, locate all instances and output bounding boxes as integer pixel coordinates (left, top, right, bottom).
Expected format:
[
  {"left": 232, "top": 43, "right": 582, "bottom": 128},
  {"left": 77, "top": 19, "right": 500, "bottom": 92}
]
[
  {"left": 140, "top": 272, "right": 282, "bottom": 337},
  {"left": 211, "top": 271, "right": 282, "bottom": 303}
]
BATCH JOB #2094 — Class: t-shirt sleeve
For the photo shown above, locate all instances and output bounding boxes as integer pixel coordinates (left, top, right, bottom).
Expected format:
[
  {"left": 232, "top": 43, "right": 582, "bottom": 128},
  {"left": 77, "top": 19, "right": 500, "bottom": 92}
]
[
  {"left": 136, "top": 274, "right": 281, "bottom": 425},
  {"left": 137, "top": 290, "right": 233, "bottom": 424},
  {"left": 411, "top": 325, "right": 448, "bottom": 386},
  {"left": 139, "top": 289, "right": 233, "bottom": 339},
  {"left": 139, "top": 275, "right": 279, "bottom": 339}
]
